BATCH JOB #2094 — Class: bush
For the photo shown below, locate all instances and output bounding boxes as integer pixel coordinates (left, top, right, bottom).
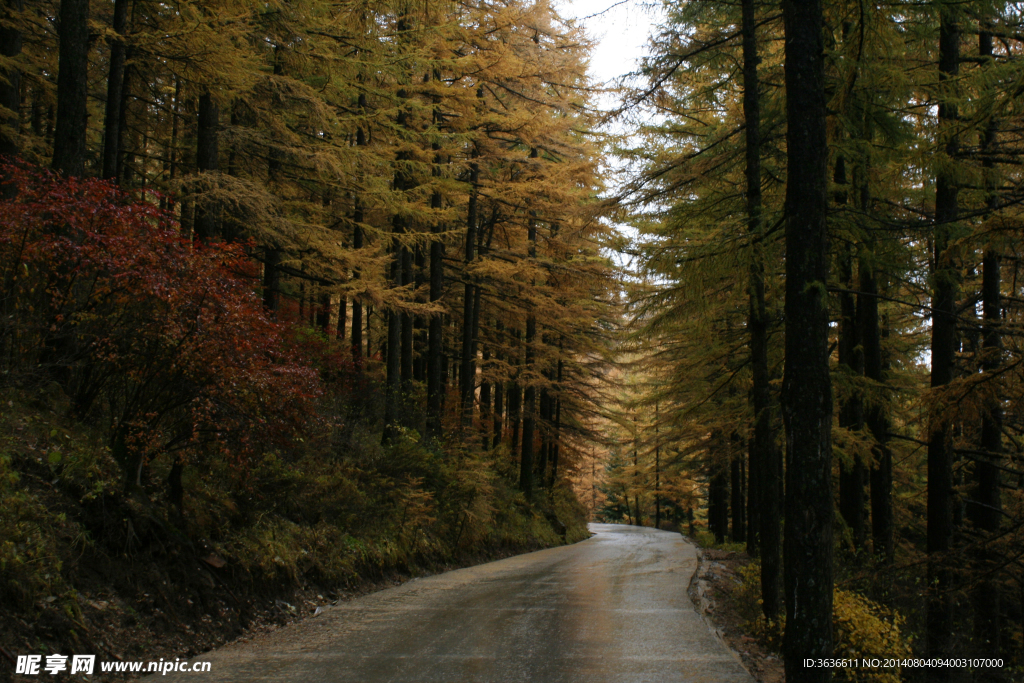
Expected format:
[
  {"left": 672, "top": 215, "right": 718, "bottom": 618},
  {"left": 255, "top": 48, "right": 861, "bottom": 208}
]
[
  {"left": 0, "top": 162, "right": 319, "bottom": 498},
  {"left": 738, "top": 560, "right": 912, "bottom": 682}
]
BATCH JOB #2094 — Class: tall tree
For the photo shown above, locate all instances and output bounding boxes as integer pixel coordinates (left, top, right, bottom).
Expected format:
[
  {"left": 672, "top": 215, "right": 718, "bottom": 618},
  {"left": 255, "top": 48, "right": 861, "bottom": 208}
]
[
  {"left": 52, "top": 0, "right": 90, "bottom": 176},
  {"left": 926, "top": 2, "right": 960, "bottom": 668},
  {"left": 101, "top": 0, "right": 130, "bottom": 180},
  {"left": 780, "top": 0, "right": 833, "bottom": 678}
]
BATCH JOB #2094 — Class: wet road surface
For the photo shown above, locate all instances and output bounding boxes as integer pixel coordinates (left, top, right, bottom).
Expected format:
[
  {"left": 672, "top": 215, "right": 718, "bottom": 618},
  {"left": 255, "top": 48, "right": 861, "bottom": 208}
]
[{"left": 154, "top": 524, "right": 753, "bottom": 683}]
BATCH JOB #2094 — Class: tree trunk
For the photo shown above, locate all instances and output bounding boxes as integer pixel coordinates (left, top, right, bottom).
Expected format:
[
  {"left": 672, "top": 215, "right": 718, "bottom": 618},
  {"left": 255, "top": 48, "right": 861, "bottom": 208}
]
[
  {"left": 862, "top": 261, "right": 893, "bottom": 561},
  {"left": 709, "top": 466, "right": 729, "bottom": 543},
  {"left": 194, "top": 92, "right": 220, "bottom": 242},
  {"left": 337, "top": 297, "right": 347, "bottom": 341},
  {"left": 520, "top": 196, "right": 538, "bottom": 497},
  {"left": 781, "top": 0, "right": 833, "bottom": 675},
  {"left": 741, "top": 0, "right": 781, "bottom": 620},
  {"left": 971, "top": 26, "right": 1001, "bottom": 661},
  {"left": 366, "top": 305, "right": 373, "bottom": 357},
  {"left": 520, "top": 323, "right": 536, "bottom": 498},
  {"left": 838, "top": 233, "right": 866, "bottom": 550},
  {"left": 426, "top": 191, "right": 445, "bottom": 438},
  {"left": 509, "top": 376, "right": 522, "bottom": 455},
  {"left": 400, "top": 245, "right": 413, "bottom": 383},
  {"left": 551, "top": 396, "right": 561, "bottom": 485},
  {"left": 317, "top": 292, "right": 331, "bottom": 332},
  {"left": 492, "top": 359, "right": 504, "bottom": 449},
  {"left": 351, "top": 102, "right": 368, "bottom": 361},
  {"left": 927, "top": 6, "right": 960, "bottom": 668},
  {"left": 654, "top": 403, "right": 661, "bottom": 529},
  {"left": 479, "top": 345, "right": 491, "bottom": 444},
  {"left": 383, "top": 94, "right": 411, "bottom": 443},
  {"left": 551, "top": 350, "right": 563, "bottom": 484},
  {"left": 263, "top": 248, "right": 281, "bottom": 313},
  {"left": 731, "top": 446, "right": 745, "bottom": 543},
  {"left": 537, "top": 386, "right": 551, "bottom": 487},
  {"left": 0, "top": 0, "right": 24, "bottom": 159},
  {"left": 460, "top": 161, "right": 479, "bottom": 428},
  {"left": 352, "top": 220, "right": 364, "bottom": 360},
  {"left": 412, "top": 245, "right": 426, "bottom": 381},
  {"left": 52, "top": 0, "right": 90, "bottom": 177},
  {"left": 383, "top": 242, "right": 403, "bottom": 443},
  {"left": 101, "top": 0, "right": 129, "bottom": 179}
]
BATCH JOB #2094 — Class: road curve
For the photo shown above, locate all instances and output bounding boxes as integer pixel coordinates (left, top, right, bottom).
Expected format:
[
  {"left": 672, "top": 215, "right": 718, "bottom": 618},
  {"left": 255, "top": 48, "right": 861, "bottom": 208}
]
[{"left": 154, "top": 524, "right": 753, "bottom": 683}]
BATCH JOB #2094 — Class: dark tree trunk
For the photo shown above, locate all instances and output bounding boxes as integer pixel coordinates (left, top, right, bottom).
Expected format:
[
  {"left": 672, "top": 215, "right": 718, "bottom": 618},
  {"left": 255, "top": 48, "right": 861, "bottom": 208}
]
[
  {"left": 927, "top": 6, "right": 960, "bottom": 668},
  {"left": 537, "top": 387, "right": 550, "bottom": 487},
  {"left": 550, "top": 350, "right": 563, "bottom": 485},
  {"left": 509, "top": 377, "right": 522, "bottom": 455},
  {"left": 520, "top": 330, "right": 536, "bottom": 498},
  {"left": 862, "top": 263, "right": 893, "bottom": 561},
  {"left": 492, "top": 371, "right": 504, "bottom": 449},
  {"left": 352, "top": 220, "right": 364, "bottom": 360},
  {"left": 194, "top": 92, "right": 220, "bottom": 242},
  {"left": 653, "top": 403, "right": 660, "bottom": 529},
  {"left": 971, "top": 27, "right": 1001, "bottom": 659},
  {"left": 400, "top": 246, "right": 413, "bottom": 383},
  {"left": 460, "top": 161, "right": 479, "bottom": 428},
  {"left": 263, "top": 248, "right": 281, "bottom": 313},
  {"left": 741, "top": 0, "right": 781, "bottom": 620},
  {"left": 709, "top": 466, "right": 729, "bottom": 544},
  {"left": 633, "top": 427, "right": 642, "bottom": 526},
  {"left": 413, "top": 245, "right": 426, "bottom": 382},
  {"left": 479, "top": 345, "right": 491, "bottom": 444},
  {"left": 781, "top": 0, "right": 833, "bottom": 676},
  {"left": 731, "top": 446, "right": 745, "bottom": 543},
  {"left": 520, "top": 199, "right": 539, "bottom": 497},
  {"left": 384, "top": 96, "right": 411, "bottom": 443},
  {"left": 317, "top": 292, "right": 331, "bottom": 332},
  {"left": 838, "top": 235, "right": 867, "bottom": 550},
  {"left": 383, "top": 242, "right": 403, "bottom": 443},
  {"left": 351, "top": 104, "right": 368, "bottom": 360},
  {"left": 52, "top": 0, "right": 90, "bottom": 177},
  {"left": 426, "top": 190, "right": 445, "bottom": 438},
  {"left": 30, "top": 84, "right": 43, "bottom": 138},
  {"left": 551, "top": 396, "right": 561, "bottom": 485},
  {"left": 116, "top": 62, "right": 132, "bottom": 184},
  {"left": 0, "top": 0, "right": 24, "bottom": 159},
  {"left": 366, "top": 305, "right": 373, "bottom": 358},
  {"left": 971, "top": 245, "right": 1002, "bottom": 658},
  {"left": 101, "top": 0, "right": 129, "bottom": 179}
]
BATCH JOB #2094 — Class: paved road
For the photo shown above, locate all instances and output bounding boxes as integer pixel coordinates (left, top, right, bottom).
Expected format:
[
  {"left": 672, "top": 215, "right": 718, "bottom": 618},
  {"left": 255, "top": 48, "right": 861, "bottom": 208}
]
[{"left": 155, "top": 524, "right": 753, "bottom": 683}]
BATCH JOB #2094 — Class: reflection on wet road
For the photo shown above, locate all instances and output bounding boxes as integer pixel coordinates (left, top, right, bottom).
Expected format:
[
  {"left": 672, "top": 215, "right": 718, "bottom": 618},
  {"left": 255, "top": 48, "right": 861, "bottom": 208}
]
[{"left": 155, "top": 524, "right": 753, "bottom": 683}]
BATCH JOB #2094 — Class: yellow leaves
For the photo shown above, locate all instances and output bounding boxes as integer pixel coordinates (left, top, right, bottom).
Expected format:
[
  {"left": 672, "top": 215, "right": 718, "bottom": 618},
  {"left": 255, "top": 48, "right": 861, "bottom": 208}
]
[
  {"left": 739, "top": 562, "right": 912, "bottom": 683},
  {"left": 832, "top": 589, "right": 913, "bottom": 683}
]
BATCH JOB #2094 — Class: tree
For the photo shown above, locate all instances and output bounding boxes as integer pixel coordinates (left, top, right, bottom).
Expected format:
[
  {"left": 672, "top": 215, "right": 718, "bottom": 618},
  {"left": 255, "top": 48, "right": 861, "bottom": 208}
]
[
  {"left": 780, "top": 0, "right": 834, "bottom": 676},
  {"left": 52, "top": 0, "right": 89, "bottom": 176}
]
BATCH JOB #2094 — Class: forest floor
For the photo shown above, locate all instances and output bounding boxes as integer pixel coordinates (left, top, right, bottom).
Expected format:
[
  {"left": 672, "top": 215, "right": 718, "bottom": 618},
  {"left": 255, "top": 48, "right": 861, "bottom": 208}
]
[{"left": 690, "top": 546, "right": 785, "bottom": 683}]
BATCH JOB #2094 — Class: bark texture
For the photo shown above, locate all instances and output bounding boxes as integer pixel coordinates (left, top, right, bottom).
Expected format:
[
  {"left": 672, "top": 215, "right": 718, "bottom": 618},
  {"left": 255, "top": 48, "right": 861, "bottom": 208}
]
[{"left": 781, "top": 0, "right": 834, "bottom": 676}]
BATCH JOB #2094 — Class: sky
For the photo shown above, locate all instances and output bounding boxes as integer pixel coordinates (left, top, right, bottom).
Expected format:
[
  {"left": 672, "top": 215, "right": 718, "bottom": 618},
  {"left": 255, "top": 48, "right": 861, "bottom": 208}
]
[{"left": 556, "top": 0, "right": 662, "bottom": 89}]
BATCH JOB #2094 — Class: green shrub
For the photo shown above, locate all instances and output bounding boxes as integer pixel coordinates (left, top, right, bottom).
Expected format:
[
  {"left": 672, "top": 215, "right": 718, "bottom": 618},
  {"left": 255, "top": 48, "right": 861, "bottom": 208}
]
[{"left": 0, "top": 452, "right": 67, "bottom": 608}]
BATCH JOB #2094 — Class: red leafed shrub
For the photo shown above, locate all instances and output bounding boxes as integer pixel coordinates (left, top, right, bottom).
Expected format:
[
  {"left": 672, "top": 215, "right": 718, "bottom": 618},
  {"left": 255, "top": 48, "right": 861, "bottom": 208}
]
[{"left": 0, "top": 162, "right": 320, "bottom": 494}]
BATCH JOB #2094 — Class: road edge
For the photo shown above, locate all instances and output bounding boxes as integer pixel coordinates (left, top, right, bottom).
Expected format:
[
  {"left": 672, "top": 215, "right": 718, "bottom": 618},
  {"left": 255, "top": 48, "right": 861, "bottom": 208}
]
[{"left": 684, "top": 539, "right": 758, "bottom": 682}]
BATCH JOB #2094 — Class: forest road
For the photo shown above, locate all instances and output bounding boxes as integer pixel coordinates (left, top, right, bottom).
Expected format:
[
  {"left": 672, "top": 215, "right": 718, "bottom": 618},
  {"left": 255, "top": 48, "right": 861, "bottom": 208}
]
[{"left": 151, "top": 524, "right": 753, "bottom": 683}]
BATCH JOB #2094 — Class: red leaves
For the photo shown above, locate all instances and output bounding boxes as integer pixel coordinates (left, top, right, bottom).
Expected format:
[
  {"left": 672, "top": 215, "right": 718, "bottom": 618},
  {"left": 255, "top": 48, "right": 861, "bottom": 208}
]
[{"left": 0, "top": 161, "right": 320, "bottom": 482}]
